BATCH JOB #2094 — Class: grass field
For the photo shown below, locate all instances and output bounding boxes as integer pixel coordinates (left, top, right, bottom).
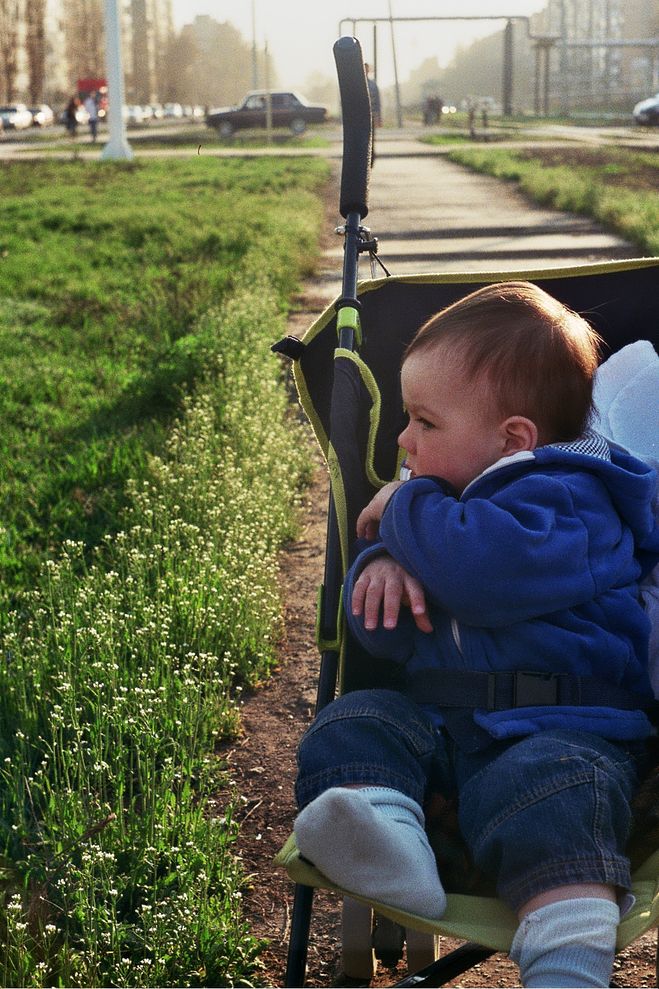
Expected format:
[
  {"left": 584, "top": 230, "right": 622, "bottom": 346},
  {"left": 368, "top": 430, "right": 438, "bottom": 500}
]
[
  {"left": 0, "top": 156, "right": 327, "bottom": 604},
  {"left": 0, "top": 154, "right": 328, "bottom": 987}
]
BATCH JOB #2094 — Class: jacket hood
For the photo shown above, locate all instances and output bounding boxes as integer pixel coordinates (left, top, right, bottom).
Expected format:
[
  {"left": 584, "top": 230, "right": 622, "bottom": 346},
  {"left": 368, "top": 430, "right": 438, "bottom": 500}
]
[
  {"left": 535, "top": 440, "right": 659, "bottom": 572},
  {"left": 593, "top": 339, "right": 658, "bottom": 463}
]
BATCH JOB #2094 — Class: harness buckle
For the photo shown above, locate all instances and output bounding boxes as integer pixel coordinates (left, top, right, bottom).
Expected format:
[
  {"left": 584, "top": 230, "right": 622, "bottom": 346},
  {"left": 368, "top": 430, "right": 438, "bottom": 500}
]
[{"left": 513, "top": 671, "right": 560, "bottom": 707}]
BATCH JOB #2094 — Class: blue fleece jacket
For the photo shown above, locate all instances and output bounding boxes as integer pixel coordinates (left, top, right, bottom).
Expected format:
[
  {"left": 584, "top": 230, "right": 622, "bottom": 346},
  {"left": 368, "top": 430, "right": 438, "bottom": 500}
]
[{"left": 344, "top": 434, "right": 659, "bottom": 741}]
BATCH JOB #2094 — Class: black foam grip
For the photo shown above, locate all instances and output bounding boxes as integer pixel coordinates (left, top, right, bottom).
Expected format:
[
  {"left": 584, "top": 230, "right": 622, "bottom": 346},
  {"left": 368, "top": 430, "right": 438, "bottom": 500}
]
[{"left": 333, "top": 36, "right": 372, "bottom": 219}]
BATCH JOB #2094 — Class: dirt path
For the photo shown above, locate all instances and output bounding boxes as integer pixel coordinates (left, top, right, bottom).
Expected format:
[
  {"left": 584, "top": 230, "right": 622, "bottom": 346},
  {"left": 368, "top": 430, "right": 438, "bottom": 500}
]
[{"left": 222, "top": 156, "right": 656, "bottom": 987}]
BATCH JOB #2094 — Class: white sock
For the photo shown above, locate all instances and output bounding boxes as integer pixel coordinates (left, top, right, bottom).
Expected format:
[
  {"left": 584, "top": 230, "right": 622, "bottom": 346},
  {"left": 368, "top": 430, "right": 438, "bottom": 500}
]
[
  {"left": 509, "top": 898, "right": 619, "bottom": 988},
  {"left": 294, "top": 786, "right": 447, "bottom": 919}
]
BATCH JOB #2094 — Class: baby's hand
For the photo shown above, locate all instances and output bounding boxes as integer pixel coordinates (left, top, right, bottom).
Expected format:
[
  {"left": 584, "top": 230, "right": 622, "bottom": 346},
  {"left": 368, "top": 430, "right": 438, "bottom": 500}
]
[
  {"left": 351, "top": 554, "right": 433, "bottom": 634},
  {"left": 356, "top": 481, "right": 404, "bottom": 540}
]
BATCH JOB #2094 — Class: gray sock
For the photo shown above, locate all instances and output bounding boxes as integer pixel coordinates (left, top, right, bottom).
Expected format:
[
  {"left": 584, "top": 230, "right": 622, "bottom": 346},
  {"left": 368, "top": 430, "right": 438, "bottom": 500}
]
[
  {"left": 294, "top": 786, "right": 447, "bottom": 919},
  {"left": 510, "top": 898, "right": 619, "bottom": 988}
]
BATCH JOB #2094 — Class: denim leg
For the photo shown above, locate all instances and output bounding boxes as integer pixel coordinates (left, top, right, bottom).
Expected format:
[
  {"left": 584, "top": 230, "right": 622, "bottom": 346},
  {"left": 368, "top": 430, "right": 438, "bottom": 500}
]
[
  {"left": 295, "top": 689, "right": 444, "bottom": 809},
  {"left": 456, "top": 730, "right": 641, "bottom": 912}
]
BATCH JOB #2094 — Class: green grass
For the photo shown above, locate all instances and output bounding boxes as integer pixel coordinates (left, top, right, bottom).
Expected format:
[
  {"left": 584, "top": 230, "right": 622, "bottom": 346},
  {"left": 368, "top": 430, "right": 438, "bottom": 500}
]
[
  {"left": 16, "top": 128, "right": 330, "bottom": 154},
  {"left": 0, "top": 155, "right": 328, "bottom": 986},
  {"left": 446, "top": 145, "right": 659, "bottom": 256},
  {"left": 151, "top": 127, "right": 330, "bottom": 150},
  {"left": 418, "top": 132, "right": 487, "bottom": 145},
  {"left": 0, "top": 157, "right": 326, "bottom": 603}
]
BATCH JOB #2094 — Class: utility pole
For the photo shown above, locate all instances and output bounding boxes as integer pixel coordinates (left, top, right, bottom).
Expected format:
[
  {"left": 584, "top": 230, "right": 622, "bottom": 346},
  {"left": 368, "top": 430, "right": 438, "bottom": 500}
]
[
  {"left": 558, "top": 0, "right": 569, "bottom": 115},
  {"left": 251, "top": 0, "right": 258, "bottom": 90},
  {"left": 101, "top": 0, "right": 132, "bottom": 160},
  {"left": 264, "top": 38, "right": 272, "bottom": 144},
  {"left": 387, "top": 0, "right": 403, "bottom": 127},
  {"left": 503, "top": 19, "right": 514, "bottom": 116}
]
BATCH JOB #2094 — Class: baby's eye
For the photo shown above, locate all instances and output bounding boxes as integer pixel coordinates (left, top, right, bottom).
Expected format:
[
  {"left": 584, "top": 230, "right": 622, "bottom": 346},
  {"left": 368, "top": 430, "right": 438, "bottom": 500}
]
[{"left": 416, "top": 417, "right": 434, "bottom": 430}]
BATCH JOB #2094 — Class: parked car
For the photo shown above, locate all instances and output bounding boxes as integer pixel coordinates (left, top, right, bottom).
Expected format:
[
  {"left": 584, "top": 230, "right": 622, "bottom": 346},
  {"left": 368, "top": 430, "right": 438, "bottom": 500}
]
[
  {"left": 0, "top": 104, "right": 33, "bottom": 130},
  {"left": 206, "top": 91, "right": 327, "bottom": 136},
  {"left": 29, "top": 104, "right": 55, "bottom": 127},
  {"left": 123, "top": 104, "right": 145, "bottom": 125},
  {"left": 632, "top": 93, "right": 659, "bottom": 126},
  {"left": 163, "top": 102, "right": 184, "bottom": 118}
]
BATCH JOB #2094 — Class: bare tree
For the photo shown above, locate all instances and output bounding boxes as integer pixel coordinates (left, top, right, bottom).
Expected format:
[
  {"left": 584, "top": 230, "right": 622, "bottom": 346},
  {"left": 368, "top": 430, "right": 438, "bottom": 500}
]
[
  {"left": 25, "top": 0, "right": 47, "bottom": 103},
  {"left": 161, "top": 30, "right": 199, "bottom": 104},
  {"left": 64, "top": 0, "right": 105, "bottom": 83},
  {"left": 0, "top": 0, "right": 20, "bottom": 102},
  {"left": 164, "top": 17, "right": 276, "bottom": 107}
]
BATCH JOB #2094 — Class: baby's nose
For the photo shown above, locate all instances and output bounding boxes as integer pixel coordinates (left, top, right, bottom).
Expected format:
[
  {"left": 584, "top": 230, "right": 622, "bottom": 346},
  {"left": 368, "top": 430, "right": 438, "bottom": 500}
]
[{"left": 398, "top": 424, "right": 412, "bottom": 450}]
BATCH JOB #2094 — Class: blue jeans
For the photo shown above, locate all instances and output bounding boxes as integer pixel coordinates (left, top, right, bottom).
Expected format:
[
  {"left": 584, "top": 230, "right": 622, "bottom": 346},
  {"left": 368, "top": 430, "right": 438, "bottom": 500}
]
[{"left": 295, "top": 689, "right": 645, "bottom": 911}]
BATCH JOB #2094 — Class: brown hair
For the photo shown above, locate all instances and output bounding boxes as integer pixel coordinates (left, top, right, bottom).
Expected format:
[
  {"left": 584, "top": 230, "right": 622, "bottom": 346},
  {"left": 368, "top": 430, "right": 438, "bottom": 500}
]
[{"left": 405, "top": 281, "right": 602, "bottom": 443}]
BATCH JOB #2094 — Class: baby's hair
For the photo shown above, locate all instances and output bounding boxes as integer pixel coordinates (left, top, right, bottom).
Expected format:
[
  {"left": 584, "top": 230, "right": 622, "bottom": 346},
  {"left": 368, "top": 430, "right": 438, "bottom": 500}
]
[{"left": 404, "top": 281, "right": 603, "bottom": 443}]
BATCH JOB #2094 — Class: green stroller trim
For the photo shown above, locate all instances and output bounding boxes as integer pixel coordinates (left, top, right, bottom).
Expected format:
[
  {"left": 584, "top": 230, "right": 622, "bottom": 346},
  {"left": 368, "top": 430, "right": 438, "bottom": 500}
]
[
  {"left": 275, "top": 834, "right": 659, "bottom": 954},
  {"left": 296, "top": 257, "right": 659, "bottom": 358}
]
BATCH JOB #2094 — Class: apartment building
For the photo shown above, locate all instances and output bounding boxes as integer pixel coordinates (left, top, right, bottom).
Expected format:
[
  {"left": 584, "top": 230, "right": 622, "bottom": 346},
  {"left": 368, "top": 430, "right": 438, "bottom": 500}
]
[{"left": 3, "top": 0, "right": 172, "bottom": 106}]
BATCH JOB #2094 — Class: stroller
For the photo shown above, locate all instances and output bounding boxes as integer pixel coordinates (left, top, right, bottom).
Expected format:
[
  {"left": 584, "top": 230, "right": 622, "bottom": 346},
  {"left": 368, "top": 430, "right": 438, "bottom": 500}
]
[{"left": 273, "top": 38, "right": 659, "bottom": 987}]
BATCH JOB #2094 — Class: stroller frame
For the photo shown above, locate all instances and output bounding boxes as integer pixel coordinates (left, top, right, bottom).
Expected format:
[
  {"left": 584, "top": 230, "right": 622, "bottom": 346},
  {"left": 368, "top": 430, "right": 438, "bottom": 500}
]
[{"left": 273, "top": 37, "right": 659, "bottom": 988}]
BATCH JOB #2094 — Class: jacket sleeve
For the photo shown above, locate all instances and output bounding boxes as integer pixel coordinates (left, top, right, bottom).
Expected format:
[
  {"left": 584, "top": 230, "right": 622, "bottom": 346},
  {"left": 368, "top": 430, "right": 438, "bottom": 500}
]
[
  {"left": 343, "top": 543, "right": 415, "bottom": 663},
  {"left": 379, "top": 474, "right": 599, "bottom": 627}
]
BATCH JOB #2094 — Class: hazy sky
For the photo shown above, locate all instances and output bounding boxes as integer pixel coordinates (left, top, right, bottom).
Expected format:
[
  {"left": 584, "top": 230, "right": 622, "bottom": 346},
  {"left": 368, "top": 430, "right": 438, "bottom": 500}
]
[{"left": 170, "top": 0, "right": 546, "bottom": 91}]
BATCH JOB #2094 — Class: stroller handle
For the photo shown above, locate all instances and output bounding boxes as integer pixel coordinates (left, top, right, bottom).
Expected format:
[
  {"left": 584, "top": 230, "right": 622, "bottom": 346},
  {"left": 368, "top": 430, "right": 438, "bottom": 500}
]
[{"left": 333, "top": 36, "right": 372, "bottom": 219}]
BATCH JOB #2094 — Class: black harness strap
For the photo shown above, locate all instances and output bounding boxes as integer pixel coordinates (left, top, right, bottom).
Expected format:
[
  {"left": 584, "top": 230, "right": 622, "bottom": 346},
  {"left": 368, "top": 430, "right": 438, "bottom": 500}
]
[{"left": 405, "top": 669, "right": 652, "bottom": 712}]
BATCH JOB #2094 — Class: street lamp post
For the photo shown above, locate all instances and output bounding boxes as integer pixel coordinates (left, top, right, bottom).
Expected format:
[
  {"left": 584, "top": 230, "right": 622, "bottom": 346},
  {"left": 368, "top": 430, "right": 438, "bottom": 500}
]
[
  {"left": 101, "top": 0, "right": 133, "bottom": 160},
  {"left": 251, "top": 0, "right": 258, "bottom": 90},
  {"left": 387, "top": 0, "right": 403, "bottom": 127}
]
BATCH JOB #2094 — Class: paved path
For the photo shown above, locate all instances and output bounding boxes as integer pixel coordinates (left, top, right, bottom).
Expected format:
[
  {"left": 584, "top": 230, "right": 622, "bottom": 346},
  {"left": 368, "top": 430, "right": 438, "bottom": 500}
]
[{"left": 313, "top": 131, "right": 640, "bottom": 302}]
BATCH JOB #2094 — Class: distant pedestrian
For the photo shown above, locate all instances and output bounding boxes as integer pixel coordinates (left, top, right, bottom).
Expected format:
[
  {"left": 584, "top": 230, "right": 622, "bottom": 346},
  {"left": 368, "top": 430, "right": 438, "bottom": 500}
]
[
  {"left": 364, "top": 63, "right": 381, "bottom": 127},
  {"left": 468, "top": 103, "right": 476, "bottom": 140},
  {"left": 64, "top": 96, "right": 79, "bottom": 138},
  {"left": 364, "top": 62, "right": 381, "bottom": 168},
  {"left": 423, "top": 96, "right": 444, "bottom": 126},
  {"left": 84, "top": 92, "right": 99, "bottom": 142}
]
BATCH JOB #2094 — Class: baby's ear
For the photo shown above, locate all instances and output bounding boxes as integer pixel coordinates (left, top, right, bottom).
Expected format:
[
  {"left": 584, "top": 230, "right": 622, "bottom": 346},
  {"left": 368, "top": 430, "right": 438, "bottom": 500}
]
[{"left": 501, "top": 416, "right": 538, "bottom": 454}]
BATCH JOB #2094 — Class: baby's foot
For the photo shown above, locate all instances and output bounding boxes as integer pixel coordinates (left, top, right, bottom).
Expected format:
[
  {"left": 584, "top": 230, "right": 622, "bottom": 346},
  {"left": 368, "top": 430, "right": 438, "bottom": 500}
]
[{"left": 294, "top": 786, "right": 446, "bottom": 919}]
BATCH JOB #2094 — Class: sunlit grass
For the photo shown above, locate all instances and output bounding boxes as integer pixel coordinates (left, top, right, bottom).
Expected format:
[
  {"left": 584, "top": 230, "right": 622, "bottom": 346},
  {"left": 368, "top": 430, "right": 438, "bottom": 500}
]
[
  {"left": 0, "top": 156, "right": 326, "bottom": 986},
  {"left": 0, "top": 156, "right": 326, "bottom": 603}
]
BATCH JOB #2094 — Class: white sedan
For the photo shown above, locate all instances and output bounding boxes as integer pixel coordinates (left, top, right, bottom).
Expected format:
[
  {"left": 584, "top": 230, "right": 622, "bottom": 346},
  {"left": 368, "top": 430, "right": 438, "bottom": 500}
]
[
  {"left": 0, "top": 104, "right": 33, "bottom": 130},
  {"left": 29, "top": 104, "right": 55, "bottom": 127}
]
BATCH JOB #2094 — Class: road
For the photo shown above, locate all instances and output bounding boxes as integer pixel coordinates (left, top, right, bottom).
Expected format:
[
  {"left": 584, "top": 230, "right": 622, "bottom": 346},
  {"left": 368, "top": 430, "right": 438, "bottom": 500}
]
[{"left": 2, "top": 116, "right": 658, "bottom": 156}]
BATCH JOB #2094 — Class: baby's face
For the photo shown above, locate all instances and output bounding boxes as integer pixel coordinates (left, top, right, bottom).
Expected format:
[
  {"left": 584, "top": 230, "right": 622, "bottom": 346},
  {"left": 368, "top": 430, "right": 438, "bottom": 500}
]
[{"left": 398, "top": 349, "right": 507, "bottom": 495}]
